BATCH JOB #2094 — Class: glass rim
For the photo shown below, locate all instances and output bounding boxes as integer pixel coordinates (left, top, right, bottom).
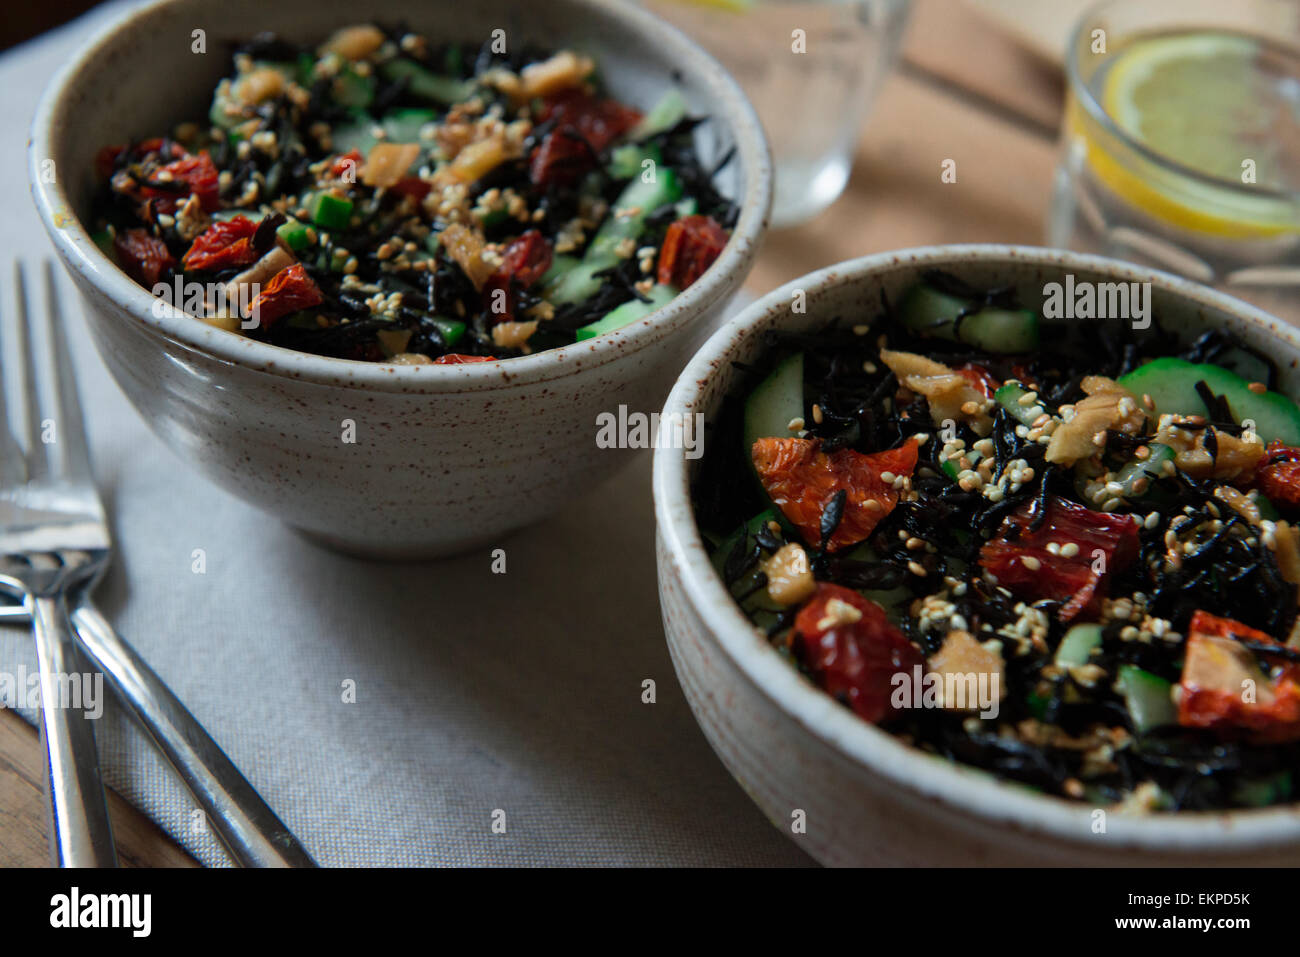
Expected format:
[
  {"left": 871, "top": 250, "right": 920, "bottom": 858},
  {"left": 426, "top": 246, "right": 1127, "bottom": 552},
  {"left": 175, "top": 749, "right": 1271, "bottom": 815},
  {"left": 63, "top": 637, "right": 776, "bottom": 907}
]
[{"left": 1065, "top": 0, "right": 1300, "bottom": 205}]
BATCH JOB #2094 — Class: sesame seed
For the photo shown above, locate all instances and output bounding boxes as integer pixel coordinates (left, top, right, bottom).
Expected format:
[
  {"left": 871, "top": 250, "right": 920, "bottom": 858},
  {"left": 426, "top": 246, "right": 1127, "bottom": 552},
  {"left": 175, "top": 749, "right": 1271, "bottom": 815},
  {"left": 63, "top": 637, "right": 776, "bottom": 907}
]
[
  {"left": 908, "top": 561, "right": 927, "bottom": 577},
  {"left": 787, "top": 417, "right": 805, "bottom": 432},
  {"left": 1021, "top": 555, "right": 1042, "bottom": 571},
  {"left": 1060, "top": 542, "right": 1080, "bottom": 558},
  {"left": 1248, "top": 381, "right": 1268, "bottom": 394}
]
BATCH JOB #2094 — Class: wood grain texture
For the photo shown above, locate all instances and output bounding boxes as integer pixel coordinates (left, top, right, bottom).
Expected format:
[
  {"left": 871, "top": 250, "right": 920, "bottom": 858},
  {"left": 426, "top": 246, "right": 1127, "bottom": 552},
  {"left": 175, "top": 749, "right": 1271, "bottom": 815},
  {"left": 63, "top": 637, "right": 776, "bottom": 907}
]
[
  {"left": 0, "top": 0, "right": 1061, "bottom": 868},
  {"left": 0, "top": 709, "right": 197, "bottom": 868}
]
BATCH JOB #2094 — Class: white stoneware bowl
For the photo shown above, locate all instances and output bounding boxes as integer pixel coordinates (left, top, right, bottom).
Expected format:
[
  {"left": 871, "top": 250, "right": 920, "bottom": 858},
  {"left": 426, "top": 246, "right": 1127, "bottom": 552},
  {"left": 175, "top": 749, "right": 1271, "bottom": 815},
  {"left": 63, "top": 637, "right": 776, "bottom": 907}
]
[
  {"left": 654, "top": 244, "right": 1300, "bottom": 866},
  {"left": 30, "top": 0, "right": 771, "bottom": 557}
]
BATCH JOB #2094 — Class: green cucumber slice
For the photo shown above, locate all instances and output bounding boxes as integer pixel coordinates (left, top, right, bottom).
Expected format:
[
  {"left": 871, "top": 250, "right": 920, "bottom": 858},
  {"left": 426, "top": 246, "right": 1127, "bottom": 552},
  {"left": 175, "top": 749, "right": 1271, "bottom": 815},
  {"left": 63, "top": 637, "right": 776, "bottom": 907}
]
[
  {"left": 993, "top": 382, "right": 1048, "bottom": 427},
  {"left": 586, "top": 168, "right": 683, "bottom": 261},
  {"left": 1055, "top": 624, "right": 1103, "bottom": 667},
  {"left": 608, "top": 143, "right": 662, "bottom": 180},
  {"left": 1116, "top": 665, "right": 1177, "bottom": 734},
  {"left": 629, "top": 88, "right": 688, "bottom": 140},
  {"left": 743, "top": 353, "right": 805, "bottom": 458},
  {"left": 379, "top": 60, "right": 474, "bottom": 104},
  {"left": 898, "top": 283, "right": 1039, "bottom": 353},
  {"left": 574, "top": 284, "right": 675, "bottom": 341},
  {"left": 1117, "top": 357, "right": 1300, "bottom": 446}
]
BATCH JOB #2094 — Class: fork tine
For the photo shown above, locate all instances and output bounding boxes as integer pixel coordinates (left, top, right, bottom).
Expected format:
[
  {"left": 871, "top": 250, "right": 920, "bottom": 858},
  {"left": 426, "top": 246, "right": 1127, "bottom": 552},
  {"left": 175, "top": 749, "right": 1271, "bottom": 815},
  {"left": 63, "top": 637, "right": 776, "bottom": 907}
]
[
  {"left": 42, "top": 262, "right": 93, "bottom": 483},
  {"left": 12, "top": 262, "right": 51, "bottom": 482},
  {"left": 0, "top": 272, "right": 25, "bottom": 486}
]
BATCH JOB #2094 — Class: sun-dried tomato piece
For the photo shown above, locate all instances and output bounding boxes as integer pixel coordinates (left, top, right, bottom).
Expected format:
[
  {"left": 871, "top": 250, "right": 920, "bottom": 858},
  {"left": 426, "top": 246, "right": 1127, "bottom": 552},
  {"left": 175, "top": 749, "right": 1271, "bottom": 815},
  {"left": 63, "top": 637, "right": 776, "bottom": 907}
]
[
  {"left": 528, "top": 91, "right": 642, "bottom": 187},
  {"left": 979, "top": 497, "right": 1140, "bottom": 622},
  {"left": 144, "top": 151, "right": 220, "bottom": 214},
  {"left": 181, "top": 215, "right": 261, "bottom": 272},
  {"left": 483, "top": 230, "right": 553, "bottom": 323},
  {"left": 432, "top": 353, "right": 494, "bottom": 365},
  {"left": 249, "top": 263, "right": 323, "bottom": 327},
  {"left": 751, "top": 437, "right": 918, "bottom": 552},
  {"left": 793, "top": 583, "right": 923, "bottom": 724},
  {"left": 1253, "top": 441, "right": 1300, "bottom": 511},
  {"left": 954, "top": 363, "right": 999, "bottom": 399},
  {"left": 1178, "top": 610, "right": 1300, "bottom": 741},
  {"left": 656, "top": 215, "right": 728, "bottom": 290},
  {"left": 330, "top": 149, "right": 363, "bottom": 180},
  {"left": 112, "top": 228, "right": 175, "bottom": 287},
  {"left": 389, "top": 176, "right": 432, "bottom": 201}
]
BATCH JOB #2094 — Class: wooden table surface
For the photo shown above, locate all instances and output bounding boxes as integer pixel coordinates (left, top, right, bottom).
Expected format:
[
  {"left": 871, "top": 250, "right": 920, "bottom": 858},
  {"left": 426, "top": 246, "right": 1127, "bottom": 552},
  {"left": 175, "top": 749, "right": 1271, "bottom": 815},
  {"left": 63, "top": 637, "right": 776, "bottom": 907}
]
[{"left": 0, "top": 0, "right": 1065, "bottom": 868}]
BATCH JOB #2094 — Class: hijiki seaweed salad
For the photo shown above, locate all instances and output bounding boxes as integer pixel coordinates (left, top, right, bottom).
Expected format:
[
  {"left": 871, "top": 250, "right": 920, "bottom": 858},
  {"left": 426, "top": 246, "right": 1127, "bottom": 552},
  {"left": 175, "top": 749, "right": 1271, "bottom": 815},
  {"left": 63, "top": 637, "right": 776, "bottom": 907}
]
[
  {"left": 90, "top": 24, "right": 736, "bottom": 362},
  {"left": 694, "top": 272, "right": 1300, "bottom": 812}
]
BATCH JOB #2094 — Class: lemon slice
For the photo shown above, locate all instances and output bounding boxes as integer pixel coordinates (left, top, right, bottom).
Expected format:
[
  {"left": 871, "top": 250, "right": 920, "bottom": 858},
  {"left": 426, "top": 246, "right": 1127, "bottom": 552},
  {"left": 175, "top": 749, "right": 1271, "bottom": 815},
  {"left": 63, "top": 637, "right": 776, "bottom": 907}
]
[
  {"left": 657, "top": 0, "right": 754, "bottom": 10},
  {"left": 1078, "top": 31, "right": 1298, "bottom": 239}
]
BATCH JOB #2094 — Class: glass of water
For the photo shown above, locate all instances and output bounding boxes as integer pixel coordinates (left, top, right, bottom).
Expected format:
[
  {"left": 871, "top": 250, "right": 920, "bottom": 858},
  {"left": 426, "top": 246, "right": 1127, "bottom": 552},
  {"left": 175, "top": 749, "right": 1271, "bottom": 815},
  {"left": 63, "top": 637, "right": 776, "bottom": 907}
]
[
  {"left": 1048, "top": 0, "right": 1300, "bottom": 321},
  {"left": 645, "top": 0, "right": 912, "bottom": 228}
]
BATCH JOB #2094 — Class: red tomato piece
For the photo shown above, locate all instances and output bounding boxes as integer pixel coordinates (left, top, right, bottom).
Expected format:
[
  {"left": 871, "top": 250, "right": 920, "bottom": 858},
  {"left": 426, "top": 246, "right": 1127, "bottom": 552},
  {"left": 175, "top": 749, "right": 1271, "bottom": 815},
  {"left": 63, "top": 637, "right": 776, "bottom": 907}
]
[
  {"left": 330, "top": 149, "right": 363, "bottom": 180},
  {"left": 656, "top": 215, "right": 728, "bottom": 290},
  {"left": 1253, "top": 441, "right": 1300, "bottom": 511},
  {"left": 954, "top": 363, "right": 999, "bottom": 399},
  {"left": 1178, "top": 610, "right": 1300, "bottom": 741},
  {"left": 483, "top": 230, "right": 553, "bottom": 323},
  {"left": 144, "top": 151, "right": 220, "bottom": 214},
  {"left": 112, "top": 228, "right": 175, "bottom": 287},
  {"left": 432, "top": 354, "right": 494, "bottom": 365},
  {"left": 529, "top": 91, "right": 642, "bottom": 187},
  {"left": 390, "top": 176, "right": 432, "bottom": 201},
  {"left": 793, "top": 583, "right": 924, "bottom": 723},
  {"left": 751, "top": 437, "right": 918, "bottom": 552},
  {"left": 180, "top": 215, "right": 261, "bottom": 272},
  {"left": 249, "top": 264, "right": 323, "bottom": 327},
  {"left": 979, "top": 497, "right": 1140, "bottom": 622}
]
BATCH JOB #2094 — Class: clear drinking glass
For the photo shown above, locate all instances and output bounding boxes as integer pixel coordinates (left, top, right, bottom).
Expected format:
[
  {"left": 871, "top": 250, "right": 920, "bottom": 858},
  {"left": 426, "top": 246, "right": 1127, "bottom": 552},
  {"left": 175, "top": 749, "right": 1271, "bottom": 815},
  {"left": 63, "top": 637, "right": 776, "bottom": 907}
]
[
  {"left": 1048, "top": 0, "right": 1300, "bottom": 321},
  {"left": 645, "top": 0, "right": 912, "bottom": 228}
]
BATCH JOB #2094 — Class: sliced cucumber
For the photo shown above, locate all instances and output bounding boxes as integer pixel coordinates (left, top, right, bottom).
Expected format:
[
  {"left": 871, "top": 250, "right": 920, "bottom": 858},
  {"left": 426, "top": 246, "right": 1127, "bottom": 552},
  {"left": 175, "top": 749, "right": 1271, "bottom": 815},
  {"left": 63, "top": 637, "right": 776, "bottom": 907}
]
[
  {"left": 333, "top": 68, "right": 376, "bottom": 109},
  {"left": 586, "top": 168, "right": 682, "bottom": 261},
  {"left": 540, "top": 254, "right": 580, "bottom": 287},
  {"left": 548, "top": 170, "right": 683, "bottom": 306},
  {"left": 329, "top": 115, "right": 379, "bottom": 157},
  {"left": 547, "top": 260, "right": 614, "bottom": 306},
  {"left": 629, "top": 88, "right": 688, "bottom": 140},
  {"left": 608, "top": 143, "right": 661, "bottom": 180},
  {"left": 674, "top": 197, "right": 698, "bottom": 218},
  {"left": 1055, "top": 624, "right": 1102, "bottom": 667},
  {"left": 1113, "top": 443, "right": 1175, "bottom": 498},
  {"left": 1232, "top": 771, "right": 1293, "bottom": 807},
  {"left": 743, "top": 353, "right": 805, "bottom": 457},
  {"left": 1116, "top": 665, "right": 1178, "bottom": 734},
  {"left": 710, "top": 509, "right": 785, "bottom": 625},
  {"left": 276, "top": 220, "right": 311, "bottom": 251},
  {"left": 383, "top": 107, "right": 437, "bottom": 145},
  {"left": 575, "top": 284, "right": 675, "bottom": 341},
  {"left": 379, "top": 60, "right": 474, "bottom": 104},
  {"left": 1117, "top": 357, "right": 1300, "bottom": 446},
  {"left": 432, "top": 317, "right": 466, "bottom": 348},
  {"left": 993, "top": 382, "right": 1047, "bottom": 427},
  {"left": 898, "top": 283, "right": 1039, "bottom": 353}
]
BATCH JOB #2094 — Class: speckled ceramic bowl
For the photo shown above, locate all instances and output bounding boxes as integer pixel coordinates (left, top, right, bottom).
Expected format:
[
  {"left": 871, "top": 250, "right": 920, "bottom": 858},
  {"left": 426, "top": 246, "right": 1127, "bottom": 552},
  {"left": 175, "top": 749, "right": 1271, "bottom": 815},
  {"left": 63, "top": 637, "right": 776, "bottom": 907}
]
[
  {"left": 654, "top": 244, "right": 1300, "bottom": 866},
  {"left": 30, "top": 0, "right": 770, "bottom": 557}
]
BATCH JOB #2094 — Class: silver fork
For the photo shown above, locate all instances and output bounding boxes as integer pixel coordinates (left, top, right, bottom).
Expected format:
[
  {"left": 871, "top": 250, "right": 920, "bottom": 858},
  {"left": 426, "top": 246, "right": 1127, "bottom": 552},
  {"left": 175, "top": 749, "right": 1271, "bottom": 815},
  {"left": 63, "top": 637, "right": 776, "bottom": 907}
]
[
  {"left": 0, "top": 261, "right": 117, "bottom": 867},
  {"left": 0, "top": 264, "right": 316, "bottom": 868}
]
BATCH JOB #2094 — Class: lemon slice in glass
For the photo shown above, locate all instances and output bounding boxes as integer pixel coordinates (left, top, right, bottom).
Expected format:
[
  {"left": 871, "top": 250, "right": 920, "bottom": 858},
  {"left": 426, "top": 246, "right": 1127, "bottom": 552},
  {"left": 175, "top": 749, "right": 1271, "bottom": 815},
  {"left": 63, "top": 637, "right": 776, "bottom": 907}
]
[{"left": 1080, "top": 31, "right": 1298, "bottom": 239}]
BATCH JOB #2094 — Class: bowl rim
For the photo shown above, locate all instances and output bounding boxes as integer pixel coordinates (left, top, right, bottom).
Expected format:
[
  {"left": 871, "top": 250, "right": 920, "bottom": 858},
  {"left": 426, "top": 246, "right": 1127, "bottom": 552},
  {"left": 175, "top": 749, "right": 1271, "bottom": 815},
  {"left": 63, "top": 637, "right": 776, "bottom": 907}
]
[
  {"left": 653, "top": 242, "right": 1300, "bottom": 853},
  {"left": 28, "top": 0, "right": 772, "bottom": 394}
]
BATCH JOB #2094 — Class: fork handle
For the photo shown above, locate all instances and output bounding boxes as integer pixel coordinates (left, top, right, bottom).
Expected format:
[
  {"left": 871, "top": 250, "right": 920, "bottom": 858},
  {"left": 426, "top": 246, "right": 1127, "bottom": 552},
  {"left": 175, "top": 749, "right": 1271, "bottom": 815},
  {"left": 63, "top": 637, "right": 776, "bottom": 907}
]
[
  {"left": 70, "top": 604, "right": 317, "bottom": 868},
  {"left": 29, "top": 594, "right": 118, "bottom": 868}
]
